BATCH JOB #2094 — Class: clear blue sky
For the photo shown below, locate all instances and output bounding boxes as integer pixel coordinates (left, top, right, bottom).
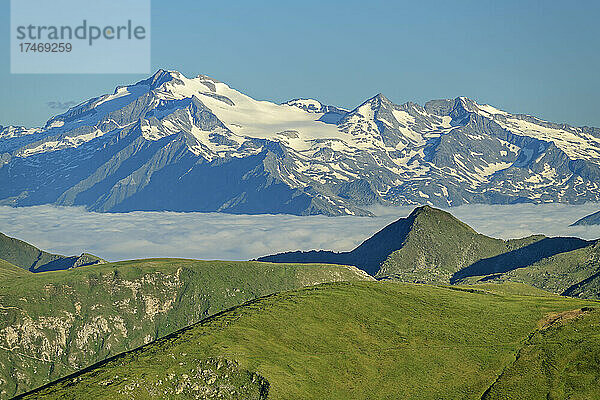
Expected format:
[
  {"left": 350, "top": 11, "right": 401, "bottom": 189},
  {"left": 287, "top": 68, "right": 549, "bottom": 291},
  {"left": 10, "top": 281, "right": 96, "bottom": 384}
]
[{"left": 1, "top": 0, "right": 599, "bottom": 127}]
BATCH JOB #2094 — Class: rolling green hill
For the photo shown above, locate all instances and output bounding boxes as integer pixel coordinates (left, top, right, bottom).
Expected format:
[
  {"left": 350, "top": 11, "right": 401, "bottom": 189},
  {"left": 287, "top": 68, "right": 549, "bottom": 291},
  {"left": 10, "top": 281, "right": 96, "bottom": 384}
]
[
  {"left": 375, "top": 206, "right": 588, "bottom": 283},
  {"left": 258, "top": 207, "right": 423, "bottom": 275},
  {"left": 0, "top": 258, "right": 371, "bottom": 399},
  {"left": 459, "top": 241, "right": 600, "bottom": 299},
  {"left": 17, "top": 281, "right": 598, "bottom": 399},
  {"left": 482, "top": 306, "right": 600, "bottom": 399},
  {"left": 259, "top": 206, "right": 596, "bottom": 292},
  {"left": 0, "top": 232, "right": 105, "bottom": 272},
  {"left": 0, "top": 259, "right": 30, "bottom": 280}
]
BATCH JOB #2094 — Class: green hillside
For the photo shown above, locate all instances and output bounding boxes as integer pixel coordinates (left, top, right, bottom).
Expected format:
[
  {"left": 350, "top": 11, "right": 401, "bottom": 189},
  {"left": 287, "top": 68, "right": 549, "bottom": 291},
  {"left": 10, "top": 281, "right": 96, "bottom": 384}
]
[
  {"left": 0, "top": 258, "right": 371, "bottom": 399},
  {"left": 376, "top": 206, "right": 554, "bottom": 282},
  {"left": 483, "top": 306, "right": 600, "bottom": 399},
  {"left": 258, "top": 206, "right": 535, "bottom": 277},
  {"left": 18, "top": 281, "right": 597, "bottom": 399},
  {"left": 0, "top": 232, "right": 64, "bottom": 271},
  {"left": 0, "top": 259, "right": 30, "bottom": 280},
  {"left": 0, "top": 232, "right": 105, "bottom": 272},
  {"left": 259, "top": 206, "right": 594, "bottom": 290},
  {"left": 460, "top": 241, "right": 600, "bottom": 299}
]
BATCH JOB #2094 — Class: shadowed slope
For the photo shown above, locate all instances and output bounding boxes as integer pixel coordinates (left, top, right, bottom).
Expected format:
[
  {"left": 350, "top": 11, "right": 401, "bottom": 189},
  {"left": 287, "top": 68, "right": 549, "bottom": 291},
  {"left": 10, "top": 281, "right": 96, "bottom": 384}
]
[
  {"left": 461, "top": 241, "right": 600, "bottom": 299},
  {"left": 571, "top": 210, "right": 600, "bottom": 226},
  {"left": 450, "top": 237, "right": 590, "bottom": 283},
  {"left": 258, "top": 207, "right": 418, "bottom": 275},
  {"left": 0, "top": 232, "right": 105, "bottom": 272}
]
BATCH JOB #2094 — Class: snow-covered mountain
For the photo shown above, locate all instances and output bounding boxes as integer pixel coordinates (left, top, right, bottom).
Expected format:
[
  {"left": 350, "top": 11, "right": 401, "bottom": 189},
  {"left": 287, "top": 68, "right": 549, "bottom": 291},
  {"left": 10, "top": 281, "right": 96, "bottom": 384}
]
[{"left": 1, "top": 69, "right": 600, "bottom": 216}]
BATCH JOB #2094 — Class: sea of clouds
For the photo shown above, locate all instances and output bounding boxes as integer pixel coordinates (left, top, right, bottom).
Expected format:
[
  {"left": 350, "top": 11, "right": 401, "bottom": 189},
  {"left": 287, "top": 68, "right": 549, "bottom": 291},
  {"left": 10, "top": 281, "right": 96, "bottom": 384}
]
[{"left": 0, "top": 203, "right": 599, "bottom": 262}]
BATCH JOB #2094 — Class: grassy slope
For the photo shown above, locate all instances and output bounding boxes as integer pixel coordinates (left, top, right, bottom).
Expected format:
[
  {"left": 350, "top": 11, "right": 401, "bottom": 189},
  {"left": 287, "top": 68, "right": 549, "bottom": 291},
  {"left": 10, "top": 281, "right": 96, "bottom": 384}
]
[
  {"left": 462, "top": 242, "right": 600, "bottom": 299},
  {"left": 0, "top": 232, "right": 105, "bottom": 272},
  {"left": 21, "top": 281, "right": 597, "bottom": 400},
  {"left": 0, "top": 259, "right": 31, "bottom": 280},
  {"left": 257, "top": 207, "right": 597, "bottom": 294},
  {"left": 377, "top": 206, "right": 546, "bottom": 282},
  {"left": 259, "top": 206, "right": 553, "bottom": 282},
  {"left": 483, "top": 308, "right": 600, "bottom": 399},
  {"left": 0, "top": 232, "right": 63, "bottom": 271},
  {"left": 466, "top": 281, "right": 560, "bottom": 297},
  {"left": 0, "top": 258, "right": 370, "bottom": 399},
  {"left": 256, "top": 208, "right": 418, "bottom": 276}
]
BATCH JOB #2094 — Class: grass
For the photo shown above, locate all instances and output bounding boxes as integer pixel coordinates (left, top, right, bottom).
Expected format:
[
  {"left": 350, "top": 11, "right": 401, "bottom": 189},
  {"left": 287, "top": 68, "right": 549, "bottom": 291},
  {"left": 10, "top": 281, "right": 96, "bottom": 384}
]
[
  {"left": 483, "top": 307, "right": 600, "bottom": 399},
  {"left": 20, "top": 281, "right": 598, "bottom": 400},
  {"left": 259, "top": 207, "right": 599, "bottom": 298},
  {"left": 464, "top": 281, "right": 560, "bottom": 297},
  {"left": 0, "top": 232, "right": 63, "bottom": 271},
  {"left": 0, "top": 259, "right": 30, "bottom": 280},
  {"left": 0, "top": 232, "right": 105, "bottom": 272},
  {"left": 0, "top": 258, "right": 370, "bottom": 399},
  {"left": 463, "top": 241, "right": 600, "bottom": 299},
  {"left": 377, "top": 206, "right": 546, "bottom": 282}
]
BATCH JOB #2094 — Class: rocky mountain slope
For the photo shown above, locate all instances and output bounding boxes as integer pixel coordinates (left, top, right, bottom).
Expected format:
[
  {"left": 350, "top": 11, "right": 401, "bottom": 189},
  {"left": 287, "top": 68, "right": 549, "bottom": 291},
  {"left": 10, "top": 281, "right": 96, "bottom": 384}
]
[
  {"left": 2, "top": 70, "right": 600, "bottom": 215},
  {"left": 260, "top": 206, "right": 600, "bottom": 298},
  {"left": 0, "top": 232, "right": 104, "bottom": 272},
  {"left": 0, "top": 258, "right": 371, "bottom": 398},
  {"left": 17, "top": 281, "right": 598, "bottom": 399}
]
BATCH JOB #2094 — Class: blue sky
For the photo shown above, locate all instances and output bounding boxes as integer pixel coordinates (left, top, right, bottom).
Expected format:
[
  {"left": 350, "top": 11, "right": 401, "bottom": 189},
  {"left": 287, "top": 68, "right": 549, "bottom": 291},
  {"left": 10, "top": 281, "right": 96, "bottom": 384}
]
[{"left": 1, "top": 0, "right": 599, "bottom": 127}]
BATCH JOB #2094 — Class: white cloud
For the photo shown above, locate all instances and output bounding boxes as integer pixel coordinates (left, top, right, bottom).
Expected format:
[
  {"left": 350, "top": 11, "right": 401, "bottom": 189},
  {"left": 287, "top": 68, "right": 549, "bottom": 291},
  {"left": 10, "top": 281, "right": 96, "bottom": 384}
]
[
  {"left": 439, "top": 203, "right": 600, "bottom": 241},
  {"left": 0, "top": 203, "right": 599, "bottom": 262}
]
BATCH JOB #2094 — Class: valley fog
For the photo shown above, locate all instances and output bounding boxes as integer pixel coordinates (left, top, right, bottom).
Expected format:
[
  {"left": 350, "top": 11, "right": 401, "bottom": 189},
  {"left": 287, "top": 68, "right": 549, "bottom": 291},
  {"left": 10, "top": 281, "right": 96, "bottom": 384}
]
[{"left": 1, "top": 203, "right": 599, "bottom": 262}]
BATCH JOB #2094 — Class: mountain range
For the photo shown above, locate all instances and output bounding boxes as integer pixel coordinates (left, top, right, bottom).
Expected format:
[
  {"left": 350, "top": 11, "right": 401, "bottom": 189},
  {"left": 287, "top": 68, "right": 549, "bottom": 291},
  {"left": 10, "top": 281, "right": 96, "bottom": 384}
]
[{"left": 2, "top": 70, "right": 600, "bottom": 216}]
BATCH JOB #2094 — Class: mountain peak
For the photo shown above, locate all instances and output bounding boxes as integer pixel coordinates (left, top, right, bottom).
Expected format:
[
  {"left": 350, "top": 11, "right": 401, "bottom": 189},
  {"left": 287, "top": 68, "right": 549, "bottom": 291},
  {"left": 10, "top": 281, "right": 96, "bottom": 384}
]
[
  {"left": 358, "top": 93, "right": 392, "bottom": 107},
  {"left": 4, "top": 71, "right": 600, "bottom": 217},
  {"left": 409, "top": 204, "right": 437, "bottom": 216},
  {"left": 136, "top": 69, "right": 184, "bottom": 90},
  {"left": 455, "top": 96, "right": 477, "bottom": 110},
  {"left": 349, "top": 93, "right": 393, "bottom": 117},
  {"left": 408, "top": 205, "right": 473, "bottom": 230},
  {"left": 152, "top": 68, "right": 182, "bottom": 79},
  {"left": 370, "top": 93, "right": 391, "bottom": 105}
]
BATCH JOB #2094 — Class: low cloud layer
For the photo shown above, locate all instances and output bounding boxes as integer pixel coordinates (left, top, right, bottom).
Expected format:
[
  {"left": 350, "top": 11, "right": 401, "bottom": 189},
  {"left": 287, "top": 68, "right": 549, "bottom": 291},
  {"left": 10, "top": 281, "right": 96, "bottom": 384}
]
[{"left": 0, "top": 203, "right": 599, "bottom": 262}]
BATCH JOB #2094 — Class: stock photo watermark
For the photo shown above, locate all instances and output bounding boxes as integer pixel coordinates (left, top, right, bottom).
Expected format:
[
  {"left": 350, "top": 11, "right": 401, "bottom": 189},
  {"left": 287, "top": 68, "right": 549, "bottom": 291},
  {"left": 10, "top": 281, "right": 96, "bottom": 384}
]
[{"left": 10, "top": 0, "right": 150, "bottom": 74}]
